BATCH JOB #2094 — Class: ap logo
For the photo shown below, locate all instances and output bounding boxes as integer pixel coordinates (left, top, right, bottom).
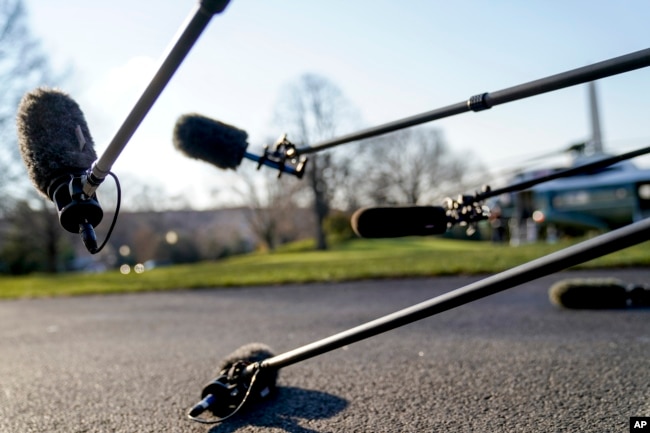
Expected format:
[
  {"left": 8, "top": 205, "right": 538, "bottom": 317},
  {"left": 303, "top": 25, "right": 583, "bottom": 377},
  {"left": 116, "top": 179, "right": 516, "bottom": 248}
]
[{"left": 631, "top": 417, "right": 650, "bottom": 431}]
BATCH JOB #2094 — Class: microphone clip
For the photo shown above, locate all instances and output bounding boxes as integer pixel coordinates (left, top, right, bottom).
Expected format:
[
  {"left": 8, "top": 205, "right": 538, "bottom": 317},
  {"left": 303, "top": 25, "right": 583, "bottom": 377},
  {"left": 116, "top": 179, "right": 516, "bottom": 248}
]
[{"left": 256, "top": 134, "right": 308, "bottom": 179}]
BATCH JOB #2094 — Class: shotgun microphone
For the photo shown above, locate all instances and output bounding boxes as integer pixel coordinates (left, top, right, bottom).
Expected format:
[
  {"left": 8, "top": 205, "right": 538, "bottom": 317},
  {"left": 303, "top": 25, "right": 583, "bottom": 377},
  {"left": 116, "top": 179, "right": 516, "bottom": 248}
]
[
  {"left": 549, "top": 278, "right": 650, "bottom": 309},
  {"left": 173, "top": 113, "right": 306, "bottom": 178},
  {"left": 16, "top": 87, "right": 103, "bottom": 253},
  {"left": 351, "top": 206, "right": 450, "bottom": 238}
]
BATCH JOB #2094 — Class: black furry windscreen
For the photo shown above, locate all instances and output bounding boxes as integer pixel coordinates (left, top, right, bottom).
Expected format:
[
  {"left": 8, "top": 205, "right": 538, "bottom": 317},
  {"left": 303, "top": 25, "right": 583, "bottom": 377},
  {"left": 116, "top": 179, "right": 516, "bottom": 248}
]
[{"left": 173, "top": 113, "right": 248, "bottom": 170}]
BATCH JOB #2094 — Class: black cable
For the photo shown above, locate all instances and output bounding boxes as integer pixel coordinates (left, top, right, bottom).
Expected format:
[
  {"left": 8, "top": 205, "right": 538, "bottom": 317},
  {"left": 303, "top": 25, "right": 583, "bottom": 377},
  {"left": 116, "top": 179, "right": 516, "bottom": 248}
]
[{"left": 93, "top": 171, "right": 121, "bottom": 254}]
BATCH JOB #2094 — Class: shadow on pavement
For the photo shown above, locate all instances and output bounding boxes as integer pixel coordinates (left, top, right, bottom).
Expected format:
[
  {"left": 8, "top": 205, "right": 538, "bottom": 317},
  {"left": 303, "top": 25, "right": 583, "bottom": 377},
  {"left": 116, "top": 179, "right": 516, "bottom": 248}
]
[{"left": 208, "top": 386, "right": 348, "bottom": 433}]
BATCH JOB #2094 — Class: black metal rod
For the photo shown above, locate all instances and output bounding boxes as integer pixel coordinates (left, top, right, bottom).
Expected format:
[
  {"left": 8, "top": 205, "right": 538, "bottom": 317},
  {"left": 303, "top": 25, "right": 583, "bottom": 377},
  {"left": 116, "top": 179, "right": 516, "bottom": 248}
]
[
  {"left": 294, "top": 47, "right": 650, "bottom": 156},
  {"left": 476, "top": 145, "right": 650, "bottom": 201},
  {"left": 258, "top": 217, "right": 650, "bottom": 371},
  {"left": 84, "top": 0, "right": 230, "bottom": 196}
]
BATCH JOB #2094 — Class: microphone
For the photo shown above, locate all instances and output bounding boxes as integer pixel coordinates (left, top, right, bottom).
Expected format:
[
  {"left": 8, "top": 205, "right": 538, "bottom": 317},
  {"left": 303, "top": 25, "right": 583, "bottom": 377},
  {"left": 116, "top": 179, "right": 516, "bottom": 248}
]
[
  {"left": 173, "top": 113, "right": 306, "bottom": 178},
  {"left": 16, "top": 87, "right": 103, "bottom": 253},
  {"left": 351, "top": 206, "right": 449, "bottom": 238},
  {"left": 188, "top": 343, "right": 278, "bottom": 421},
  {"left": 549, "top": 278, "right": 650, "bottom": 309}
]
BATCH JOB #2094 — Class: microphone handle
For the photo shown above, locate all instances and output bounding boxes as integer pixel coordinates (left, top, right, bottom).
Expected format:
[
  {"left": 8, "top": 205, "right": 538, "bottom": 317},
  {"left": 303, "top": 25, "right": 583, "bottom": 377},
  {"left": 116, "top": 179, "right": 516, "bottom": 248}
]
[
  {"left": 79, "top": 221, "right": 99, "bottom": 254},
  {"left": 188, "top": 394, "right": 215, "bottom": 418}
]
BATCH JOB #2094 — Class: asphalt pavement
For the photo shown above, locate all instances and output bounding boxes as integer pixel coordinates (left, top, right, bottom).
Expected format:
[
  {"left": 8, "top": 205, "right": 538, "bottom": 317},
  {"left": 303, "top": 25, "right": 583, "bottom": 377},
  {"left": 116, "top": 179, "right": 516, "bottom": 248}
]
[{"left": 0, "top": 268, "right": 648, "bottom": 432}]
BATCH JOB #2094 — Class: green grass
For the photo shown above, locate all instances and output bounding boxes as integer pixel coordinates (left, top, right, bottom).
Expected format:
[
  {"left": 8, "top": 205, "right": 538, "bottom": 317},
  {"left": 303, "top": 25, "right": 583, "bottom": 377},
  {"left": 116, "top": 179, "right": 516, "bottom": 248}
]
[{"left": 1, "top": 237, "right": 648, "bottom": 299}]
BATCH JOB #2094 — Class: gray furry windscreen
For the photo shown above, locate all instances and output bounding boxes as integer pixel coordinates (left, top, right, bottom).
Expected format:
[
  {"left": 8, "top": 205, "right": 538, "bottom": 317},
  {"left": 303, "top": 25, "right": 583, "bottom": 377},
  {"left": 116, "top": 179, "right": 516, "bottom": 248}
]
[{"left": 16, "top": 87, "right": 97, "bottom": 196}]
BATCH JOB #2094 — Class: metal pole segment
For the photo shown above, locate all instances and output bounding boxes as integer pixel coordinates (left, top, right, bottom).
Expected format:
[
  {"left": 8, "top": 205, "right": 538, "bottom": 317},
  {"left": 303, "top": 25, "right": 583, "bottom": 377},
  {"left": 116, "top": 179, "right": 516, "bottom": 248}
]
[
  {"left": 258, "top": 217, "right": 650, "bottom": 371},
  {"left": 484, "top": 48, "right": 650, "bottom": 107},
  {"left": 295, "top": 48, "right": 650, "bottom": 156},
  {"left": 475, "top": 145, "right": 650, "bottom": 201},
  {"left": 295, "top": 102, "right": 468, "bottom": 156},
  {"left": 83, "top": 1, "right": 229, "bottom": 196}
]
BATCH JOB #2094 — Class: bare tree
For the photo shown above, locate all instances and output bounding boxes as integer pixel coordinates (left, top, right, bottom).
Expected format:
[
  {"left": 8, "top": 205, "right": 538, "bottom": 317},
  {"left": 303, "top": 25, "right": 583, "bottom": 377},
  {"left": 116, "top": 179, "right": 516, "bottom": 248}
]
[
  {"left": 234, "top": 164, "right": 306, "bottom": 251},
  {"left": 0, "top": 199, "right": 74, "bottom": 273},
  {"left": 274, "top": 74, "right": 358, "bottom": 250},
  {"left": 113, "top": 173, "right": 169, "bottom": 212},
  {"left": 0, "top": 0, "right": 70, "bottom": 273},
  {"left": 0, "top": 0, "right": 53, "bottom": 208},
  {"left": 357, "top": 127, "right": 483, "bottom": 206}
]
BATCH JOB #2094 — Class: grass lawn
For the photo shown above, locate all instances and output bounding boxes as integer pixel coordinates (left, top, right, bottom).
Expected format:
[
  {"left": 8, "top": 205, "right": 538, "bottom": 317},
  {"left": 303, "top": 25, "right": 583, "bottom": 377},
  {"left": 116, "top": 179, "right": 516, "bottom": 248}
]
[{"left": 0, "top": 236, "right": 648, "bottom": 299}]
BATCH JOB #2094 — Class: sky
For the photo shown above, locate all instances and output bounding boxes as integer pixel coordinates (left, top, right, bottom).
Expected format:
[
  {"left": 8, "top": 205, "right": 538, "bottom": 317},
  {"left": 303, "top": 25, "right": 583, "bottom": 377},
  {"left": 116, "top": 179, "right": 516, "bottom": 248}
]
[{"left": 22, "top": 0, "right": 650, "bottom": 209}]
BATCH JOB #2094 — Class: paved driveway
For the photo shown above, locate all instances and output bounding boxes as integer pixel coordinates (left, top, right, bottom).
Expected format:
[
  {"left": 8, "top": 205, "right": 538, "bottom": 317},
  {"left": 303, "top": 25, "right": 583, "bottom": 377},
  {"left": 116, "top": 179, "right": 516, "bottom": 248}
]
[{"left": 0, "top": 268, "right": 648, "bottom": 432}]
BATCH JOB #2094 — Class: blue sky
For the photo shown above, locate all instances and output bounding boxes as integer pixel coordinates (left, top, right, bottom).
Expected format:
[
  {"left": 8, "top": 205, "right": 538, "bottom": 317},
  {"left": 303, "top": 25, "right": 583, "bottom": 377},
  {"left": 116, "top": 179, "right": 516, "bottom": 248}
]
[{"left": 23, "top": 0, "right": 650, "bottom": 208}]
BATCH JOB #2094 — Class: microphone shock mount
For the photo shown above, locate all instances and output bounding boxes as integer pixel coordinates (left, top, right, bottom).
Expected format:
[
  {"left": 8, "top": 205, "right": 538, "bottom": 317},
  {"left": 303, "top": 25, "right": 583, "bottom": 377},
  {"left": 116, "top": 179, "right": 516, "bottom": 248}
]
[
  {"left": 47, "top": 171, "right": 122, "bottom": 254},
  {"left": 443, "top": 186, "right": 492, "bottom": 235},
  {"left": 253, "top": 134, "right": 308, "bottom": 179},
  {"left": 48, "top": 173, "right": 103, "bottom": 253}
]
